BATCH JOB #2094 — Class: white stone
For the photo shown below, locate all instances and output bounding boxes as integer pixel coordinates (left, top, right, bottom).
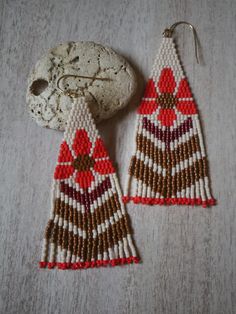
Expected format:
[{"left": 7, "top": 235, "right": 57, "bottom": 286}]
[{"left": 26, "top": 41, "right": 137, "bottom": 131}]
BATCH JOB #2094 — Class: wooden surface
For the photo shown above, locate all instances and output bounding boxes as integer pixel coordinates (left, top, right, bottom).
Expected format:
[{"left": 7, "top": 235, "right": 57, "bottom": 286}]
[{"left": 0, "top": 0, "right": 235, "bottom": 313}]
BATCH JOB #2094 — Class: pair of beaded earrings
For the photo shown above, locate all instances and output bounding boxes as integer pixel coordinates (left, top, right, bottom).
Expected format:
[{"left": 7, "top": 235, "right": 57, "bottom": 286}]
[{"left": 39, "top": 21, "right": 215, "bottom": 270}]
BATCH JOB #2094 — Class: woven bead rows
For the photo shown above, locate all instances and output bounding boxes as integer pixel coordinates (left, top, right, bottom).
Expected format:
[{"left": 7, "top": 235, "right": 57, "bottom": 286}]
[
  {"left": 40, "top": 97, "right": 138, "bottom": 269},
  {"left": 124, "top": 38, "right": 215, "bottom": 207}
]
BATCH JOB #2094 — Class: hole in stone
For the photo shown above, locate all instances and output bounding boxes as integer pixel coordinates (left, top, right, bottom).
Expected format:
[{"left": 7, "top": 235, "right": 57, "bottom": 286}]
[
  {"left": 30, "top": 79, "right": 48, "bottom": 96},
  {"left": 71, "top": 56, "right": 80, "bottom": 63}
]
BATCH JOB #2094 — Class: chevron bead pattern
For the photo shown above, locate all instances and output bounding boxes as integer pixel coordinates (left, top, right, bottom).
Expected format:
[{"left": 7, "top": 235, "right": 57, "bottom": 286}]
[
  {"left": 123, "top": 37, "right": 215, "bottom": 207},
  {"left": 40, "top": 97, "right": 138, "bottom": 269}
]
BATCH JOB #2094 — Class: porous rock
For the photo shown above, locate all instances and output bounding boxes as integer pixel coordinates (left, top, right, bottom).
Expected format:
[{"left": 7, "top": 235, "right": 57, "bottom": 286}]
[{"left": 26, "top": 41, "right": 137, "bottom": 131}]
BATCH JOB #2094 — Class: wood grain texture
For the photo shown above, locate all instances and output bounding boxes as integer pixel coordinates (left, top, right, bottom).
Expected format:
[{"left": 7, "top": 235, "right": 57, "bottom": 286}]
[{"left": 0, "top": 0, "right": 235, "bottom": 313}]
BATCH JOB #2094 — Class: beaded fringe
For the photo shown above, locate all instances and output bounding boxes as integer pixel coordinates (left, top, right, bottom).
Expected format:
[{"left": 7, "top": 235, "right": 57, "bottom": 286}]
[
  {"left": 40, "top": 97, "right": 139, "bottom": 269},
  {"left": 124, "top": 37, "right": 215, "bottom": 207}
]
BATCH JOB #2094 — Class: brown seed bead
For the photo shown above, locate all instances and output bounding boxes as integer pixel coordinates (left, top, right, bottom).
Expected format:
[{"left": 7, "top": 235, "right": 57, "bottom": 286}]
[
  {"left": 170, "top": 150, "right": 176, "bottom": 197},
  {"left": 86, "top": 211, "right": 92, "bottom": 262},
  {"left": 109, "top": 196, "right": 122, "bottom": 242},
  {"left": 152, "top": 148, "right": 158, "bottom": 192},
  {"left": 72, "top": 207, "right": 78, "bottom": 258},
  {"left": 158, "top": 93, "right": 177, "bottom": 109},
  {"left": 183, "top": 138, "right": 190, "bottom": 191},
  {"left": 87, "top": 190, "right": 95, "bottom": 261},
  {"left": 68, "top": 231, "right": 73, "bottom": 256},
  {"left": 72, "top": 155, "right": 95, "bottom": 172},
  {"left": 94, "top": 203, "right": 103, "bottom": 257},
  {"left": 62, "top": 203, "right": 69, "bottom": 251},
  {"left": 99, "top": 205, "right": 108, "bottom": 257},
  {"left": 186, "top": 135, "right": 194, "bottom": 189},
  {"left": 51, "top": 223, "right": 59, "bottom": 246},
  {"left": 190, "top": 136, "right": 199, "bottom": 182},
  {"left": 146, "top": 136, "right": 154, "bottom": 188},
  {"left": 122, "top": 213, "right": 132, "bottom": 236},
  {"left": 77, "top": 209, "right": 83, "bottom": 259},
  {"left": 90, "top": 210, "right": 97, "bottom": 260},
  {"left": 106, "top": 197, "right": 119, "bottom": 248},
  {"left": 202, "top": 157, "right": 209, "bottom": 177},
  {"left": 112, "top": 195, "right": 127, "bottom": 239},
  {"left": 175, "top": 129, "right": 181, "bottom": 194},
  {"left": 103, "top": 198, "right": 114, "bottom": 252},
  {"left": 44, "top": 219, "right": 54, "bottom": 240},
  {"left": 142, "top": 135, "right": 151, "bottom": 192},
  {"left": 137, "top": 133, "right": 145, "bottom": 181},
  {"left": 161, "top": 146, "right": 167, "bottom": 197},
  {"left": 57, "top": 200, "right": 65, "bottom": 248},
  {"left": 81, "top": 212, "right": 87, "bottom": 261},
  {"left": 129, "top": 156, "right": 136, "bottom": 176},
  {"left": 44, "top": 199, "right": 59, "bottom": 241},
  {"left": 54, "top": 198, "right": 60, "bottom": 215}
]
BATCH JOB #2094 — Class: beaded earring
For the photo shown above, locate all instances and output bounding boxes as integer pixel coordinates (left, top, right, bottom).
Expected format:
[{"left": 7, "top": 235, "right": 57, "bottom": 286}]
[
  {"left": 40, "top": 75, "right": 139, "bottom": 269},
  {"left": 123, "top": 22, "right": 216, "bottom": 207}
]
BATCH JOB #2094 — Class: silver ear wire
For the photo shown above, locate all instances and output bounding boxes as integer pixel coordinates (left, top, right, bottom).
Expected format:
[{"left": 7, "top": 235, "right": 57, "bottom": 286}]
[{"left": 163, "top": 21, "right": 199, "bottom": 64}]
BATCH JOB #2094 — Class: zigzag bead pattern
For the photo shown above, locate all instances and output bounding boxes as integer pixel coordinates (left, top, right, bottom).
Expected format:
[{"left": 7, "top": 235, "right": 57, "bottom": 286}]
[
  {"left": 123, "top": 37, "right": 215, "bottom": 207},
  {"left": 40, "top": 97, "right": 139, "bottom": 269}
]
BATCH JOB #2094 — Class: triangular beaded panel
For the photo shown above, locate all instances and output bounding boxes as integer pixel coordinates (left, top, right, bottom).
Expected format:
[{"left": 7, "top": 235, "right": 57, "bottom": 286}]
[
  {"left": 124, "top": 37, "right": 215, "bottom": 207},
  {"left": 40, "top": 97, "right": 138, "bottom": 269}
]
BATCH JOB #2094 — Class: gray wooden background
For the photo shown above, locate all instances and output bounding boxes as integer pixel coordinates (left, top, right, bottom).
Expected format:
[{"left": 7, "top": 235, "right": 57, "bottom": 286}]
[{"left": 0, "top": 0, "right": 235, "bottom": 313}]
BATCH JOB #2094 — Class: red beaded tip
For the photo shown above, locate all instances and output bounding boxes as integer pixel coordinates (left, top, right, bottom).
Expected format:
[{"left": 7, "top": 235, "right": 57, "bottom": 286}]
[
  {"left": 39, "top": 257, "right": 140, "bottom": 270},
  {"left": 122, "top": 196, "right": 216, "bottom": 208},
  {"left": 39, "top": 261, "right": 47, "bottom": 268}
]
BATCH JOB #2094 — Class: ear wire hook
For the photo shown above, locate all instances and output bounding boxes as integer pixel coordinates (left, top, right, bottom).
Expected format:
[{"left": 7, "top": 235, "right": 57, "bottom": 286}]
[
  {"left": 57, "top": 74, "right": 112, "bottom": 97},
  {"left": 163, "top": 21, "right": 200, "bottom": 64}
]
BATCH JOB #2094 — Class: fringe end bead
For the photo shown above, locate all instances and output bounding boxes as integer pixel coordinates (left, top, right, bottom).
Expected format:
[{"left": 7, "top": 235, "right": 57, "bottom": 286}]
[
  {"left": 122, "top": 196, "right": 216, "bottom": 207},
  {"left": 39, "top": 257, "right": 140, "bottom": 270}
]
